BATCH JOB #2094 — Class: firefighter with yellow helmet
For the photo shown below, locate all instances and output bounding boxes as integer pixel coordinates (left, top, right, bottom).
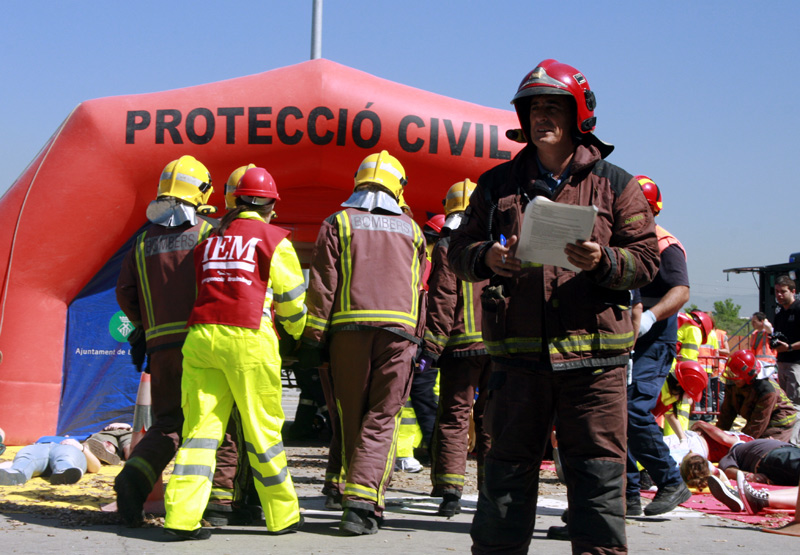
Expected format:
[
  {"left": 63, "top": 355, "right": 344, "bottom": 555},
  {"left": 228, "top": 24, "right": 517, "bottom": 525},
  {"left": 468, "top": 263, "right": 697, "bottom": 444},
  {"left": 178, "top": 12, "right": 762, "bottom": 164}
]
[
  {"left": 300, "top": 150, "right": 426, "bottom": 535},
  {"left": 163, "top": 166, "right": 307, "bottom": 539},
  {"left": 115, "top": 155, "right": 218, "bottom": 527},
  {"left": 421, "top": 178, "right": 492, "bottom": 517}
]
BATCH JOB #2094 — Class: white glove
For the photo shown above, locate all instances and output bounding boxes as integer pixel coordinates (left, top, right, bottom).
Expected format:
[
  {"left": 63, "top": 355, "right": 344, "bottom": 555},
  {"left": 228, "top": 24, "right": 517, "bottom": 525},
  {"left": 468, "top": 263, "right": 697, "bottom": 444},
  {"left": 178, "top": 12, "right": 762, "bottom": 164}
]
[
  {"left": 639, "top": 310, "right": 657, "bottom": 336},
  {"left": 627, "top": 355, "right": 634, "bottom": 386}
]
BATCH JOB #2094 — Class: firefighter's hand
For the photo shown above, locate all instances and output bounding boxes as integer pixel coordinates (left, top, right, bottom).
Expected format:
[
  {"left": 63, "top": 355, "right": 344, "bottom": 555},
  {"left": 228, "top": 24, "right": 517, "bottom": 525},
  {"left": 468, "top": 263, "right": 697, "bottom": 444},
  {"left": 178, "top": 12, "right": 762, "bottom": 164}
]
[
  {"left": 127, "top": 327, "right": 147, "bottom": 372},
  {"left": 565, "top": 240, "right": 602, "bottom": 271},
  {"left": 486, "top": 236, "right": 520, "bottom": 277},
  {"left": 417, "top": 354, "right": 435, "bottom": 373}
]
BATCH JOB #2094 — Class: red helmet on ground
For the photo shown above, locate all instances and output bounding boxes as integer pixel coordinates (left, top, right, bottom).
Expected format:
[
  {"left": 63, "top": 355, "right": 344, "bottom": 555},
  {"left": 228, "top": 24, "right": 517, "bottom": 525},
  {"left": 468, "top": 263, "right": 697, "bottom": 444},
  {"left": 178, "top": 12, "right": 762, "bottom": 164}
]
[
  {"left": 689, "top": 310, "right": 713, "bottom": 344},
  {"left": 424, "top": 214, "right": 445, "bottom": 235},
  {"left": 512, "top": 59, "right": 597, "bottom": 136},
  {"left": 636, "top": 175, "right": 662, "bottom": 216},
  {"left": 724, "top": 350, "right": 759, "bottom": 384},
  {"left": 235, "top": 167, "right": 280, "bottom": 204},
  {"left": 674, "top": 361, "right": 709, "bottom": 403}
]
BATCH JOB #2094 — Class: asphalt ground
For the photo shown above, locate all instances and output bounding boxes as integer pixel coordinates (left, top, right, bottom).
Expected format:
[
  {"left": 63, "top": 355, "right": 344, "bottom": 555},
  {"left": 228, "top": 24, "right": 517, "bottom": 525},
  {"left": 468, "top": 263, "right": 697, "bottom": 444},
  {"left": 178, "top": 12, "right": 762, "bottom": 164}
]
[{"left": 3, "top": 389, "right": 800, "bottom": 553}]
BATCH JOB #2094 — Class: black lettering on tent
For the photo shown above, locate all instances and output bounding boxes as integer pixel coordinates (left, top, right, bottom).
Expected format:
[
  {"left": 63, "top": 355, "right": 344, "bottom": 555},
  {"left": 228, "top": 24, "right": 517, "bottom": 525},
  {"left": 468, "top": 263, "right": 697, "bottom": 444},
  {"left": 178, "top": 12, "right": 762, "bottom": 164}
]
[
  {"left": 308, "top": 106, "right": 334, "bottom": 145},
  {"left": 398, "top": 115, "right": 424, "bottom": 153},
  {"left": 186, "top": 108, "right": 215, "bottom": 145},
  {"left": 218, "top": 107, "right": 244, "bottom": 144},
  {"left": 337, "top": 108, "right": 348, "bottom": 146},
  {"left": 444, "top": 119, "right": 471, "bottom": 156},
  {"left": 125, "top": 110, "right": 150, "bottom": 144},
  {"left": 352, "top": 107, "right": 380, "bottom": 149},
  {"left": 155, "top": 109, "right": 183, "bottom": 144},
  {"left": 277, "top": 106, "right": 304, "bottom": 145},
  {"left": 429, "top": 117, "right": 439, "bottom": 154},
  {"left": 489, "top": 125, "right": 511, "bottom": 160},
  {"left": 248, "top": 107, "right": 272, "bottom": 145},
  {"left": 474, "top": 123, "right": 484, "bottom": 157}
]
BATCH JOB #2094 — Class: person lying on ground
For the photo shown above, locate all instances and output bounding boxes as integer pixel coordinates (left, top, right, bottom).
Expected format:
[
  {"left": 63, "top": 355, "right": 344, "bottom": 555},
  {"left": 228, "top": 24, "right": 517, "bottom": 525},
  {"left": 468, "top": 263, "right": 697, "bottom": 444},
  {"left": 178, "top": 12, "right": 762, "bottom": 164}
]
[
  {"left": 681, "top": 437, "right": 800, "bottom": 487},
  {"left": 0, "top": 436, "right": 101, "bottom": 486},
  {"left": 0, "top": 424, "right": 134, "bottom": 486}
]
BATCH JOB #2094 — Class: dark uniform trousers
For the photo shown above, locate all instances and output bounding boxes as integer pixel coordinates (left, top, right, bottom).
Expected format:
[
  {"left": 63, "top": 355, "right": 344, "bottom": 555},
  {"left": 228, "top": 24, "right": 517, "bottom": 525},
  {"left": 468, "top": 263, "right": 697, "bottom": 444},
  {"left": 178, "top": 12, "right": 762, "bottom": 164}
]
[
  {"left": 329, "top": 328, "right": 414, "bottom": 517},
  {"left": 471, "top": 361, "right": 628, "bottom": 555},
  {"left": 626, "top": 341, "right": 682, "bottom": 496},
  {"left": 431, "top": 354, "right": 491, "bottom": 494}
]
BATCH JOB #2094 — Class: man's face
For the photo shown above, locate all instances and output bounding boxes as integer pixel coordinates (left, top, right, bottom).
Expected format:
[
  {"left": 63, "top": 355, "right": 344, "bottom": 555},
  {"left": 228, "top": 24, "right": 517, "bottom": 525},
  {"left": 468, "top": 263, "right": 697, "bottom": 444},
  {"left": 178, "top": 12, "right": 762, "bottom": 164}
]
[
  {"left": 528, "top": 95, "right": 575, "bottom": 150},
  {"left": 751, "top": 315, "right": 763, "bottom": 330},
  {"left": 775, "top": 284, "right": 796, "bottom": 308}
]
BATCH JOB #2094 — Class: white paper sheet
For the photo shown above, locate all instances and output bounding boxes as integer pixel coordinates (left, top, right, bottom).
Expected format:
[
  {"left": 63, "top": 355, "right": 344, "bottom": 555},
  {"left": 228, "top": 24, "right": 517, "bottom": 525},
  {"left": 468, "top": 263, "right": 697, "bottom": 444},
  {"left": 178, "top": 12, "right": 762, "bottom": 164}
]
[{"left": 515, "top": 196, "right": 598, "bottom": 272}]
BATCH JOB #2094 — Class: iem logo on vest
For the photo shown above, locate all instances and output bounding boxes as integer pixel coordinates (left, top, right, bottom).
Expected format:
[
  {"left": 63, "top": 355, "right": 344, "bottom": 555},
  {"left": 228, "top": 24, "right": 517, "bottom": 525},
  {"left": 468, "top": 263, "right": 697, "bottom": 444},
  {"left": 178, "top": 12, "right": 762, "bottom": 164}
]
[{"left": 109, "top": 310, "right": 135, "bottom": 342}]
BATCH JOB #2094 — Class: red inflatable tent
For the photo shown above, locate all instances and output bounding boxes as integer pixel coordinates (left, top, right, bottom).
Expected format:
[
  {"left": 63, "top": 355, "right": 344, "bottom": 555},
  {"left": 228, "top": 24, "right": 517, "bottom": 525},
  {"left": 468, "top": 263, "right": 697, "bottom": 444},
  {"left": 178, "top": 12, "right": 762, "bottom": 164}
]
[{"left": 0, "top": 59, "right": 521, "bottom": 444}]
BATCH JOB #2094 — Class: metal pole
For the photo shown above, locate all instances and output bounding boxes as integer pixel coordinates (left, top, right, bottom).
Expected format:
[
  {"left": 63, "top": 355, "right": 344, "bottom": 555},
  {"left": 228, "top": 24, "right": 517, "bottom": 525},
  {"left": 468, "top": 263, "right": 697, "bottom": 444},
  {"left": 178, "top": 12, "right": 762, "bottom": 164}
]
[{"left": 311, "top": 0, "right": 323, "bottom": 59}]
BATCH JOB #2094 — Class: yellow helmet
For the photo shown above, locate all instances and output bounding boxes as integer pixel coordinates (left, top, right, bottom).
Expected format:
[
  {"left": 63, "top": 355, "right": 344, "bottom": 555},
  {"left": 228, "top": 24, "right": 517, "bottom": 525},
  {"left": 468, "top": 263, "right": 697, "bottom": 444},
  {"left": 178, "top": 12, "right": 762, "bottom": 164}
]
[
  {"left": 443, "top": 179, "right": 477, "bottom": 217},
  {"left": 353, "top": 150, "right": 407, "bottom": 200},
  {"left": 224, "top": 163, "right": 256, "bottom": 210},
  {"left": 158, "top": 155, "right": 214, "bottom": 209}
]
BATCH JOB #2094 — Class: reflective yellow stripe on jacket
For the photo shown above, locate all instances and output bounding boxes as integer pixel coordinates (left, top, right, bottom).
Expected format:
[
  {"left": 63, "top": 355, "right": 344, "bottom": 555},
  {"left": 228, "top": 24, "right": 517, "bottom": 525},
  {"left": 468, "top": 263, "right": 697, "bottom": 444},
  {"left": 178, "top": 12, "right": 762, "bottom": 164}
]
[
  {"left": 134, "top": 221, "right": 214, "bottom": 342},
  {"left": 332, "top": 210, "right": 423, "bottom": 329}
]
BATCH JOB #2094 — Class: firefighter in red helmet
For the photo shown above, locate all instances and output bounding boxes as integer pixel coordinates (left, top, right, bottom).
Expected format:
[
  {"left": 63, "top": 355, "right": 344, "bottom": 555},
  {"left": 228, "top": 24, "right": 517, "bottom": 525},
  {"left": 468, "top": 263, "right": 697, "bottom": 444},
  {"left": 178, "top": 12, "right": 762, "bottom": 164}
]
[
  {"left": 163, "top": 166, "right": 306, "bottom": 538},
  {"left": 624, "top": 173, "right": 692, "bottom": 521},
  {"left": 448, "top": 59, "right": 659, "bottom": 554},
  {"left": 717, "top": 349, "right": 797, "bottom": 441}
]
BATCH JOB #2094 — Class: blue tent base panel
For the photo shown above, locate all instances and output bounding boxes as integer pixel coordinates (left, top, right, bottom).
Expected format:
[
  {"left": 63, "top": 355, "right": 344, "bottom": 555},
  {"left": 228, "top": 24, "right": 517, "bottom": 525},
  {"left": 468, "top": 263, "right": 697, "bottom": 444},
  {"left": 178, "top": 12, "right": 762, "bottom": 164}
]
[{"left": 58, "top": 228, "right": 145, "bottom": 439}]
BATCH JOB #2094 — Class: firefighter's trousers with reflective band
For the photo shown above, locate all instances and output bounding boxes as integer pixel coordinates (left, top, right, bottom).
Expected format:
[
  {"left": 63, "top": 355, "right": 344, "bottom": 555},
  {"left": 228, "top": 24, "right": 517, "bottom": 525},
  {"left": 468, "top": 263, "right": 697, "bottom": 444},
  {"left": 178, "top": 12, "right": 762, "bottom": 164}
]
[
  {"left": 329, "top": 329, "right": 414, "bottom": 516},
  {"left": 164, "top": 322, "right": 299, "bottom": 532},
  {"left": 471, "top": 362, "right": 628, "bottom": 555},
  {"left": 431, "top": 354, "right": 491, "bottom": 494}
]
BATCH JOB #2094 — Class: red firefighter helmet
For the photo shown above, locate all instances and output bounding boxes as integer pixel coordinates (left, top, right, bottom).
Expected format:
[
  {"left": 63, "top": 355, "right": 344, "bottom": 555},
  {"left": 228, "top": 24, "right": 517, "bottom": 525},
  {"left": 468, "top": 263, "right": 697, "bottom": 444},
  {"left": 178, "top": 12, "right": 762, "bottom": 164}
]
[
  {"left": 424, "top": 214, "right": 445, "bottom": 235},
  {"left": 724, "top": 350, "right": 759, "bottom": 384},
  {"left": 674, "top": 361, "right": 709, "bottom": 403},
  {"left": 636, "top": 175, "right": 662, "bottom": 216},
  {"left": 689, "top": 310, "right": 713, "bottom": 344},
  {"left": 512, "top": 59, "right": 597, "bottom": 136},
  {"left": 235, "top": 167, "right": 280, "bottom": 204}
]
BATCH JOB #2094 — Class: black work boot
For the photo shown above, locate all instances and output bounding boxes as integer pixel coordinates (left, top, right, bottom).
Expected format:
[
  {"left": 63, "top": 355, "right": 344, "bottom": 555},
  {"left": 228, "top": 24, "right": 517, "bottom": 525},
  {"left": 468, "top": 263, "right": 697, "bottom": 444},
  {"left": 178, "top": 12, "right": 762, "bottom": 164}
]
[
  {"left": 164, "top": 527, "right": 212, "bottom": 540},
  {"left": 626, "top": 494, "right": 643, "bottom": 516},
  {"left": 340, "top": 508, "right": 379, "bottom": 536},
  {"left": 438, "top": 492, "right": 461, "bottom": 517},
  {"left": 114, "top": 465, "right": 151, "bottom": 527},
  {"left": 644, "top": 482, "right": 691, "bottom": 516}
]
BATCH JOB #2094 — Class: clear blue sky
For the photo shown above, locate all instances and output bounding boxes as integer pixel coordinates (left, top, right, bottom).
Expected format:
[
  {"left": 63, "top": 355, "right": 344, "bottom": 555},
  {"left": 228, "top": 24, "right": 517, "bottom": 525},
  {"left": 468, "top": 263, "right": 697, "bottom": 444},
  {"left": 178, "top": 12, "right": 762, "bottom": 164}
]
[{"left": 3, "top": 1, "right": 798, "bottom": 318}]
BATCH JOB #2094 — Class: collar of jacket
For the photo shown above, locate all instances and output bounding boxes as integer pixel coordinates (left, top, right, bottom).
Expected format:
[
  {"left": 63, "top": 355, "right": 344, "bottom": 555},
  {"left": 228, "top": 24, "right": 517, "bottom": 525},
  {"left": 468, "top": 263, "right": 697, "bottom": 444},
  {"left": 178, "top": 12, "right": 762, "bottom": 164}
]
[{"left": 341, "top": 189, "right": 402, "bottom": 215}]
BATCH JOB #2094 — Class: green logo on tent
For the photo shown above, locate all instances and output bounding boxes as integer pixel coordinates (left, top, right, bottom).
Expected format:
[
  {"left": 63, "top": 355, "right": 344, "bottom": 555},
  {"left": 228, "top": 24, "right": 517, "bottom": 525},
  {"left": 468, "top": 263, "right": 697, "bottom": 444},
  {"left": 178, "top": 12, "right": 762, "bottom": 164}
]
[{"left": 109, "top": 310, "right": 135, "bottom": 342}]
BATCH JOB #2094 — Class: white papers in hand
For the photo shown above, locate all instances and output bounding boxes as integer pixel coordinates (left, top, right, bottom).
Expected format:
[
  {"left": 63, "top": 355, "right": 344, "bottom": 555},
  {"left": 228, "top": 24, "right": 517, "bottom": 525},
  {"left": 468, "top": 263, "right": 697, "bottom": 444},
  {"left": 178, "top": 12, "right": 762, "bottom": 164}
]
[{"left": 515, "top": 196, "right": 598, "bottom": 272}]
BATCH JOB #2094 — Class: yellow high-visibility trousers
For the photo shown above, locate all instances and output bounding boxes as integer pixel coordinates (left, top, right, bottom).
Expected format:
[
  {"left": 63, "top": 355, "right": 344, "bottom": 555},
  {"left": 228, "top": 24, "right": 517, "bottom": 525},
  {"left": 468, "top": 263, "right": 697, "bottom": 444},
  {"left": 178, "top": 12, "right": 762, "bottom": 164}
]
[{"left": 164, "top": 321, "right": 299, "bottom": 532}]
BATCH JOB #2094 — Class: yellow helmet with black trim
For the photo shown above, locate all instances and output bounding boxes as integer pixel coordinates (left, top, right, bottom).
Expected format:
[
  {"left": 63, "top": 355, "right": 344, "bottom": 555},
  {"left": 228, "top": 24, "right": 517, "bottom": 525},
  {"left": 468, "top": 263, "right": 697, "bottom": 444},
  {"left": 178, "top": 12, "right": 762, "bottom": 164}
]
[
  {"left": 353, "top": 150, "right": 407, "bottom": 200},
  {"left": 225, "top": 163, "right": 256, "bottom": 210},
  {"left": 158, "top": 155, "right": 214, "bottom": 212},
  {"left": 443, "top": 178, "right": 476, "bottom": 217}
]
